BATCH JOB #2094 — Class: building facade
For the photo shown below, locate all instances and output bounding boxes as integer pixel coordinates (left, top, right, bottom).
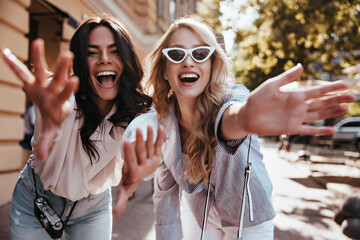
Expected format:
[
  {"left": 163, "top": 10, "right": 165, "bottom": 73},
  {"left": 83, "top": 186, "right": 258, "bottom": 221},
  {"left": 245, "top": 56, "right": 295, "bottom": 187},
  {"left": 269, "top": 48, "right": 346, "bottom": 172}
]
[{"left": 0, "top": 0, "right": 199, "bottom": 206}]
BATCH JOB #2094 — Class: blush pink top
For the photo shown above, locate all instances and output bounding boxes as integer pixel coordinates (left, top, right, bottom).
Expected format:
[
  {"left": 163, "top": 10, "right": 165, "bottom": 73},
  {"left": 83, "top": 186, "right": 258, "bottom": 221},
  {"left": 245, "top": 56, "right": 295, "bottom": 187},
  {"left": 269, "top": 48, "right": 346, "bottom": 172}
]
[{"left": 30, "top": 96, "right": 158, "bottom": 201}]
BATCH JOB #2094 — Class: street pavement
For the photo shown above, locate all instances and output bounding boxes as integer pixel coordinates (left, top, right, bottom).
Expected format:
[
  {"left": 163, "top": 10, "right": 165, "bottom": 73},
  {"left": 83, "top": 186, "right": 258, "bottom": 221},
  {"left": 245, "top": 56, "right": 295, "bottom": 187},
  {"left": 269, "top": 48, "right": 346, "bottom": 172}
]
[
  {"left": 0, "top": 138, "right": 359, "bottom": 239},
  {"left": 261, "top": 138, "right": 360, "bottom": 240}
]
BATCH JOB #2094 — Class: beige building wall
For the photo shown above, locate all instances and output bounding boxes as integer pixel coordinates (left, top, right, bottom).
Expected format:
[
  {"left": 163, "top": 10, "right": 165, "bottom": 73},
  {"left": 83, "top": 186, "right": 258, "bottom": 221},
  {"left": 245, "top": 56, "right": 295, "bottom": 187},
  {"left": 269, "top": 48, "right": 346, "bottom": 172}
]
[
  {"left": 0, "top": 0, "right": 31, "bottom": 206},
  {"left": 0, "top": 0, "right": 199, "bottom": 206}
]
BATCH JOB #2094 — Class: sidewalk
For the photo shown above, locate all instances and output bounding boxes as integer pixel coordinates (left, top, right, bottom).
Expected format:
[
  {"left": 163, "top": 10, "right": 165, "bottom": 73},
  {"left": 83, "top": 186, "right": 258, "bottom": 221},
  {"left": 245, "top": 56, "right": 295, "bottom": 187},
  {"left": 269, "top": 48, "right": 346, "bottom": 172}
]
[
  {"left": 261, "top": 139, "right": 356, "bottom": 239},
  {"left": 1, "top": 139, "right": 358, "bottom": 239},
  {"left": 277, "top": 139, "right": 360, "bottom": 200}
]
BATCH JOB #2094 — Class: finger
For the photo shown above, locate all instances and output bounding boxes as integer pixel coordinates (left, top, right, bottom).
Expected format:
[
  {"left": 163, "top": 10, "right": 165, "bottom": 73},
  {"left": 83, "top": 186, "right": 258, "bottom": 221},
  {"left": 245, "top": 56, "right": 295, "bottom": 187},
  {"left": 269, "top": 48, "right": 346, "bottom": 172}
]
[
  {"left": 271, "top": 63, "right": 303, "bottom": 88},
  {"left": 48, "top": 52, "right": 74, "bottom": 93},
  {"left": 304, "top": 81, "right": 351, "bottom": 100},
  {"left": 305, "top": 105, "right": 349, "bottom": 123},
  {"left": 297, "top": 125, "right": 335, "bottom": 136},
  {"left": 123, "top": 140, "right": 137, "bottom": 170},
  {"left": 57, "top": 76, "right": 79, "bottom": 103},
  {"left": 154, "top": 125, "right": 164, "bottom": 157},
  {"left": 146, "top": 126, "right": 154, "bottom": 158},
  {"left": 1, "top": 48, "right": 35, "bottom": 84},
  {"left": 31, "top": 39, "right": 48, "bottom": 85},
  {"left": 135, "top": 128, "right": 147, "bottom": 165},
  {"left": 307, "top": 93, "right": 356, "bottom": 111}
]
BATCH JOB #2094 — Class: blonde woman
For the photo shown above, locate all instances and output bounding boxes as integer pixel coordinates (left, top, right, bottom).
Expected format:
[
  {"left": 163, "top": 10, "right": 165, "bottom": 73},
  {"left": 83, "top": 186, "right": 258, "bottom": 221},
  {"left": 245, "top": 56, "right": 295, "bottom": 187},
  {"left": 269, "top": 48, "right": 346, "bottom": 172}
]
[{"left": 145, "top": 18, "right": 355, "bottom": 240}]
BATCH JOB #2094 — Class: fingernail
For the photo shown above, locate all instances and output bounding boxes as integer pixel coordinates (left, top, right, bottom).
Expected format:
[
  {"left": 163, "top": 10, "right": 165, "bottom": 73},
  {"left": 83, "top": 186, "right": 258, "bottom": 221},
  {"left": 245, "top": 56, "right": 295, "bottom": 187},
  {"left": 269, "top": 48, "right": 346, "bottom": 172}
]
[
  {"left": 2, "top": 48, "right": 17, "bottom": 61},
  {"left": 2, "top": 48, "right": 11, "bottom": 56}
]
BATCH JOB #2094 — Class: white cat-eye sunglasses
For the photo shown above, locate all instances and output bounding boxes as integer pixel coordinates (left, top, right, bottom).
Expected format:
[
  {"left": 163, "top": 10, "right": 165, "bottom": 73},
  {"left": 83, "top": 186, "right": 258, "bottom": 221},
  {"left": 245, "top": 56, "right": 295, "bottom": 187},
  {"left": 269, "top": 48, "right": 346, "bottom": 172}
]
[{"left": 162, "top": 46, "right": 215, "bottom": 64}]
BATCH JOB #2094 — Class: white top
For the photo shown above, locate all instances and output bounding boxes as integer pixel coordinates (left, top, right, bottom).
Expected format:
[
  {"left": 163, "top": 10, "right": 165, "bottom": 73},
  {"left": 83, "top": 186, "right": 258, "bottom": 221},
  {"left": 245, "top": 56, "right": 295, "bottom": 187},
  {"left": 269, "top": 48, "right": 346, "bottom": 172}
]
[{"left": 31, "top": 95, "right": 158, "bottom": 201}]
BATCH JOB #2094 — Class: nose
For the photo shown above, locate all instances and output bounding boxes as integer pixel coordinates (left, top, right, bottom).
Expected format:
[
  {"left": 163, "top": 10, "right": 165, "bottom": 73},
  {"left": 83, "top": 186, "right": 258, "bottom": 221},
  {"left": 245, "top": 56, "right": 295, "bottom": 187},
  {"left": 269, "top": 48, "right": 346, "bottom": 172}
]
[
  {"left": 98, "top": 50, "right": 111, "bottom": 64},
  {"left": 182, "top": 53, "right": 194, "bottom": 67}
]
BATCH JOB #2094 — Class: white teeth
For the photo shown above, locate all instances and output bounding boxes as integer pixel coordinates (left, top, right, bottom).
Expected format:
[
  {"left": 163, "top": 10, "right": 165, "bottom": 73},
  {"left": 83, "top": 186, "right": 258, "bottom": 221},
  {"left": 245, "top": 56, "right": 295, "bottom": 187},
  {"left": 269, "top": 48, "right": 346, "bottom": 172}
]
[
  {"left": 180, "top": 73, "right": 198, "bottom": 78},
  {"left": 96, "top": 71, "right": 116, "bottom": 77}
]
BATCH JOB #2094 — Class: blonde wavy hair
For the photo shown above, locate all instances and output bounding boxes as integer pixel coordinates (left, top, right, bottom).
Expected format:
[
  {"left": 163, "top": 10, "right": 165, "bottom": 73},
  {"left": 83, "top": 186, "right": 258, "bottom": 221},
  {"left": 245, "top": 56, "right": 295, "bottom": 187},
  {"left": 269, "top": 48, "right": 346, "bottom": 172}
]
[{"left": 145, "top": 18, "right": 235, "bottom": 184}]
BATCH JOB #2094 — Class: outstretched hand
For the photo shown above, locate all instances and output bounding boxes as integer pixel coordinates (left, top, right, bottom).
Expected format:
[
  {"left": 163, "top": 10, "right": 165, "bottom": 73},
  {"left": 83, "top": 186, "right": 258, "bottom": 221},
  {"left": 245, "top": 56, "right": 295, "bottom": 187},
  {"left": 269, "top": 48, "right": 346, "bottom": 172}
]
[
  {"left": 239, "top": 64, "right": 356, "bottom": 137},
  {"left": 113, "top": 125, "right": 164, "bottom": 215},
  {"left": 1, "top": 39, "right": 78, "bottom": 160}
]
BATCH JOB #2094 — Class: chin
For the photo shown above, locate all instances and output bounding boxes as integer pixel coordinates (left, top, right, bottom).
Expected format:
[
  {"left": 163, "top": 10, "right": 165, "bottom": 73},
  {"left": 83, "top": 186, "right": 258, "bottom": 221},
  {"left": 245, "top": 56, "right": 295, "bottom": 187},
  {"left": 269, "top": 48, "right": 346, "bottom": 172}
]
[{"left": 102, "top": 95, "right": 117, "bottom": 101}]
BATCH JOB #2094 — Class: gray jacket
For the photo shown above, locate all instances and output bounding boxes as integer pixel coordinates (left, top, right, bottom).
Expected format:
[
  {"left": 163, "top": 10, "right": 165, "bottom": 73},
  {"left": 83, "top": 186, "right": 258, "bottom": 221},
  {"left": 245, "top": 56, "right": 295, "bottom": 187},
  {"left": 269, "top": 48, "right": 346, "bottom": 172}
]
[{"left": 153, "top": 85, "right": 276, "bottom": 240}]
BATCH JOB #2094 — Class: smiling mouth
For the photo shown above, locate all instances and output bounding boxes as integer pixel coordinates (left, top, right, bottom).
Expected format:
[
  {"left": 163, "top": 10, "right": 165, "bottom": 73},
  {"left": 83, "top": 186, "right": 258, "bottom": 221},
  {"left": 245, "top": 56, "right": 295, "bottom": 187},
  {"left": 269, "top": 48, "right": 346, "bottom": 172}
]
[
  {"left": 96, "top": 71, "right": 117, "bottom": 87},
  {"left": 179, "top": 73, "right": 199, "bottom": 83}
]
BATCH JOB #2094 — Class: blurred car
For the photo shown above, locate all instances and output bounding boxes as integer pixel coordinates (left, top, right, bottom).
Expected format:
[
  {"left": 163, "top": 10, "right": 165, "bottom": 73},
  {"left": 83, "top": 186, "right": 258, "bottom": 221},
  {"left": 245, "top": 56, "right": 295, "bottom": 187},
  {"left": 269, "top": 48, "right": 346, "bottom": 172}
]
[{"left": 332, "top": 117, "right": 360, "bottom": 151}]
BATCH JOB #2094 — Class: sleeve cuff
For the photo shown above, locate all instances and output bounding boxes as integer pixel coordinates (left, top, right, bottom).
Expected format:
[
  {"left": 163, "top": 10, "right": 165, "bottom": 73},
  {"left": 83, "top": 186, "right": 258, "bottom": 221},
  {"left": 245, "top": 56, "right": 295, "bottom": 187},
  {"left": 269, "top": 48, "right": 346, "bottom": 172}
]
[{"left": 156, "top": 221, "right": 183, "bottom": 240}]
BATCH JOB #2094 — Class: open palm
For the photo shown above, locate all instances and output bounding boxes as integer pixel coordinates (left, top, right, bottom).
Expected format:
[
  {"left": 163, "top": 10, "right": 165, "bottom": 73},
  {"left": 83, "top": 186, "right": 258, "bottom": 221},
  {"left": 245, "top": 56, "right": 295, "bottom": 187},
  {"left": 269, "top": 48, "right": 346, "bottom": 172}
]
[
  {"left": 113, "top": 125, "right": 164, "bottom": 215},
  {"left": 243, "top": 64, "right": 356, "bottom": 136},
  {"left": 1, "top": 39, "right": 78, "bottom": 160}
]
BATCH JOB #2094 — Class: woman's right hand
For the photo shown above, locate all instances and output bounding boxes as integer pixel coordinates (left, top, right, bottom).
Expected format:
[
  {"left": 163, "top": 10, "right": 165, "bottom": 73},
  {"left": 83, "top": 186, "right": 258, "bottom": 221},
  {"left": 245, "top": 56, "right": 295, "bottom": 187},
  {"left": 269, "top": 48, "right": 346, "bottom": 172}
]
[
  {"left": 222, "top": 64, "right": 356, "bottom": 140},
  {"left": 113, "top": 125, "right": 164, "bottom": 215},
  {"left": 1, "top": 39, "right": 78, "bottom": 161}
]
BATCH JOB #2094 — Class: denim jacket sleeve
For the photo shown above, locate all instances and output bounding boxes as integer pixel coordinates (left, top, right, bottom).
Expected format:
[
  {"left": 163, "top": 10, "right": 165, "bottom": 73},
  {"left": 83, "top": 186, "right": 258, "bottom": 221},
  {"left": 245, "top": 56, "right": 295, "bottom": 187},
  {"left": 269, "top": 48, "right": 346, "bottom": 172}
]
[{"left": 153, "top": 160, "right": 182, "bottom": 240}]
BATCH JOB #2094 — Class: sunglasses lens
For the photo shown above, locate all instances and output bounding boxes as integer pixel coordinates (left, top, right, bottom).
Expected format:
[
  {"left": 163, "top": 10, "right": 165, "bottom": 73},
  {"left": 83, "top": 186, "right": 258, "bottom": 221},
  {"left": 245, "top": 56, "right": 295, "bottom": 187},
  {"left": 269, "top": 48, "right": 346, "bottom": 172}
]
[
  {"left": 192, "top": 48, "right": 211, "bottom": 61},
  {"left": 167, "top": 49, "right": 185, "bottom": 62}
]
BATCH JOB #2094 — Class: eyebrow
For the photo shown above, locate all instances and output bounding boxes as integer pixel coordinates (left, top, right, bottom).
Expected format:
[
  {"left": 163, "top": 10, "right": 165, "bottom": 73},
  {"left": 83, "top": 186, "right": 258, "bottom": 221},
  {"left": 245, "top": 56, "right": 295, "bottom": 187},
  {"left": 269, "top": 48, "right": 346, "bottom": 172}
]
[{"left": 87, "top": 43, "right": 117, "bottom": 49}]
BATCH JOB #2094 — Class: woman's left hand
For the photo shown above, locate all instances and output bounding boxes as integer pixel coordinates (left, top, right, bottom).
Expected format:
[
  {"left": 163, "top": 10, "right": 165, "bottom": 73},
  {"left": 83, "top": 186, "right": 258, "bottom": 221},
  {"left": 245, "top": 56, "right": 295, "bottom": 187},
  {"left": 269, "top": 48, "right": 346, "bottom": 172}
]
[{"left": 113, "top": 125, "right": 164, "bottom": 215}]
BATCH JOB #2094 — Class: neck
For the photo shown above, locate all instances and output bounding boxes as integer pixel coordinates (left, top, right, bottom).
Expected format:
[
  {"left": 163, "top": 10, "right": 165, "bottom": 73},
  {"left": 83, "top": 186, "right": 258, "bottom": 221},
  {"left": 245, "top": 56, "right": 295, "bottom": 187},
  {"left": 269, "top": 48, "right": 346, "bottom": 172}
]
[
  {"left": 89, "top": 92, "right": 115, "bottom": 118},
  {"left": 96, "top": 99, "right": 114, "bottom": 118},
  {"left": 176, "top": 98, "right": 196, "bottom": 132}
]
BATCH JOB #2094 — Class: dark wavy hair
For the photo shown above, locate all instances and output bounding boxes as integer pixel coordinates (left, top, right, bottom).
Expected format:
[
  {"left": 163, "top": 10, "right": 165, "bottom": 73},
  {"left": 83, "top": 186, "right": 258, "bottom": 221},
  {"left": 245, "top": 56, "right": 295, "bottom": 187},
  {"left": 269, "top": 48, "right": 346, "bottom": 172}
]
[{"left": 70, "top": 16, "right": 152, "bottom": 164}]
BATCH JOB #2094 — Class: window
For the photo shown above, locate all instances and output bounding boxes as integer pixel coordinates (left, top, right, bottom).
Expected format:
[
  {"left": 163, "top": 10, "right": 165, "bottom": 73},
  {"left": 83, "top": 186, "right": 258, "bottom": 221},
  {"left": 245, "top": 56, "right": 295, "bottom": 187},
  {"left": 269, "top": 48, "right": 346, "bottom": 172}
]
[
  {"left": 158, "top": 0, "right": 163, "bottom": 18},
  {"left": 342, "top": 122, "right": 360, "bottom": 128},
  {"left": 170, "top": 0, "right": 175, "bottom": 19}
]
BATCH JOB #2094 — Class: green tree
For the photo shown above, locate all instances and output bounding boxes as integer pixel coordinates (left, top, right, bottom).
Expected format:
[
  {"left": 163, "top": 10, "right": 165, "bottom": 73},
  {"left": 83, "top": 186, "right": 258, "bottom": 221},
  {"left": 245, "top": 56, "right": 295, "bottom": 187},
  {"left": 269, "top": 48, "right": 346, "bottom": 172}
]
[
  {"left": 195, "top": 0, "right": 223, "bottom": 34},
  {"left": 196, "top": 0, "right": 360, "bottom": 117},
  {"left": 230, "top": 0, "right": 360, "bottom": 91}
]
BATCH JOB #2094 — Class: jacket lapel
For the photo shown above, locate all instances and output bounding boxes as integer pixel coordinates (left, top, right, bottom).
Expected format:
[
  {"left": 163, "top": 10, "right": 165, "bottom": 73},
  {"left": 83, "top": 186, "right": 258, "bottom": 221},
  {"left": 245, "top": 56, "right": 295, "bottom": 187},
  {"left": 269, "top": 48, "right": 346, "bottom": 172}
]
[{"left": 161, "top": 104, "right": 205, "bottom": 193}]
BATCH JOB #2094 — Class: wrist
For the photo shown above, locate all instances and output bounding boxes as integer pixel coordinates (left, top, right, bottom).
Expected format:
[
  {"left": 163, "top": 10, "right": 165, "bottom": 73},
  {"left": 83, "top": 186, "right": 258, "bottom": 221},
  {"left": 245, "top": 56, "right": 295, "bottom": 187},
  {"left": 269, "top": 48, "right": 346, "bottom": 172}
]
[
  {"left": 237, "top": 102, "right": 252, "bottom": 135},
  {"left": 121, "top": 179, "right": 140, "bottom": 196}
]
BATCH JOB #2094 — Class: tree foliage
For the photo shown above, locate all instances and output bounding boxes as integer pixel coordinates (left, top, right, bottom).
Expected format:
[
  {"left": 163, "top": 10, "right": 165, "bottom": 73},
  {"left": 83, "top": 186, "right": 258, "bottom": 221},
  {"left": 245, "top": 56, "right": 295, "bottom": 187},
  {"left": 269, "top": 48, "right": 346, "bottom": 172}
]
[
  {"left": 230, "top": 0, "right": 360, "bottom": 90},
  {"left": 195, "top": 0, "right": 223, "bottom": 33},
  {"left": 195, "top": 0, "right": 360, "bottom": 117},
  {"left": 194, "top": 0, "right": 228, "bottom": 47}
]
